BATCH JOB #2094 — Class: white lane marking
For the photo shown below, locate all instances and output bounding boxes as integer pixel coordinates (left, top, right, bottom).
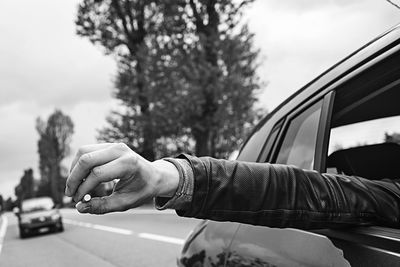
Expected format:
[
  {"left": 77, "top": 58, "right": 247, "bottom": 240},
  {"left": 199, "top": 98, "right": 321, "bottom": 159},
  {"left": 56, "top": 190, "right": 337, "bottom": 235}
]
[
  {"left": 138, "top": 233, "right": 184, "bottom": 245},
  {"left": 64, "top": 219, "right": 184, "bottom": 245},
  {"left": 0, "top": 216, "right": 9, "bottom": 255},
  {"left": 92, "top": 224, "right": 133, "bottom": 235},
  {"left": 129, "top": 209, "right": 175, "bottom": 215},
  {"left": 64, "top": 219, "right": 133, "bottom": 235}
]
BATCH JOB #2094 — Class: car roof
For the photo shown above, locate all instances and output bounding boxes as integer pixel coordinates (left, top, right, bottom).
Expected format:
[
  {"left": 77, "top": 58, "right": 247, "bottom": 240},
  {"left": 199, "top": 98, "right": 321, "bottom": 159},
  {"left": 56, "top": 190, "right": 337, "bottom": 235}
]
[{"left": 254, "top": 23, "right": 400, "bottom": 133}]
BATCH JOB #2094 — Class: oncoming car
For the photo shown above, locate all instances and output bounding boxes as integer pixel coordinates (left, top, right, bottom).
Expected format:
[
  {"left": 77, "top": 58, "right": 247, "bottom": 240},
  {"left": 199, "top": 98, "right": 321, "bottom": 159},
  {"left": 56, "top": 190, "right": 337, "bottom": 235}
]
[
  {"left": 16, "top": 197, "right": 64, "bottom": 238},
  {"left": 178, "top": 24, "right": 400, "bottom": 266}
]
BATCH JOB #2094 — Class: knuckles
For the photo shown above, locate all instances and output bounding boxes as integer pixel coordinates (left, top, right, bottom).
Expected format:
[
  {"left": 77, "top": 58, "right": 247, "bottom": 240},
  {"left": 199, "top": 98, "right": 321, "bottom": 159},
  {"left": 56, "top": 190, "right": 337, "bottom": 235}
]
[
  {"left": 119, "top": 154, "right": 139, "bottom": 177},
  {"left": 78, "top": 153, "right": 92, "bottom": 167},
  {"left": 113, "top": 142, "right": 129, "bottom": 152},
  {"left": 91, "top": 166, "right": 103, "bottom": 179},
  {"left": 77, "top": 145, "right": 90, "bottom": 157}
]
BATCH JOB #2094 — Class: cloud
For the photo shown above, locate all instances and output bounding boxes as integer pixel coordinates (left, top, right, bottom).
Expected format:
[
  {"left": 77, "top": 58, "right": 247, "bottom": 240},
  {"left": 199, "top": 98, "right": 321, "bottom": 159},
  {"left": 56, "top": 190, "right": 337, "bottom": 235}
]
[
  {"left": 0, "top": 0, "right": 116, "bottom": 108},
  {"left": 263, "top": 0, "right": 359, "bottom": 13},
  {"left": 246, "top": 0, "right": 400, "bottom": 110}
]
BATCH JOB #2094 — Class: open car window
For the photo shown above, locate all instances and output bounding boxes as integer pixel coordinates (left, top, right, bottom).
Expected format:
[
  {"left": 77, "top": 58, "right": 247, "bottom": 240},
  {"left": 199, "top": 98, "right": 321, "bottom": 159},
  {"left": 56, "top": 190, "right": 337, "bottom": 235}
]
[
  {"left": 326, "top": 48, "right": 400, "bottom": 180},
  {"left": 327, "top": 77, "right": 400, "bottom": 180},
  {"left": 328, "top": 115, "right": 400, "bottom": 179}
]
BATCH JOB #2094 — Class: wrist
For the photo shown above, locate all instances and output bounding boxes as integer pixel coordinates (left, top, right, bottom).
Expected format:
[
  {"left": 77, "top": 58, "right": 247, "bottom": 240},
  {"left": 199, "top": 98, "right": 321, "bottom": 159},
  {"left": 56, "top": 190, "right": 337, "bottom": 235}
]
[{"left": 151, "top": 159, "right": 180, "bottom": 198}]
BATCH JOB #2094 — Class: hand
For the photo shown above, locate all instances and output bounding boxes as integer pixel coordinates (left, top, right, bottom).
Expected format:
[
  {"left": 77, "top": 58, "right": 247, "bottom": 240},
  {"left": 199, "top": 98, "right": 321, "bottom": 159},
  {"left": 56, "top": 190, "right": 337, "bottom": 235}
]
[{"left": 65, "top": 143, "right": 179, "bottom": 214}]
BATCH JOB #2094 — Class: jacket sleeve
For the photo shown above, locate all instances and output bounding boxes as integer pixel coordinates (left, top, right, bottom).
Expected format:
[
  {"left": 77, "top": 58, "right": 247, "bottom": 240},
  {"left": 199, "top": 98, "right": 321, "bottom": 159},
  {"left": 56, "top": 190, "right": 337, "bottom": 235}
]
[{"left": 175, "top": 154, "right": 400, "bottom": 229}]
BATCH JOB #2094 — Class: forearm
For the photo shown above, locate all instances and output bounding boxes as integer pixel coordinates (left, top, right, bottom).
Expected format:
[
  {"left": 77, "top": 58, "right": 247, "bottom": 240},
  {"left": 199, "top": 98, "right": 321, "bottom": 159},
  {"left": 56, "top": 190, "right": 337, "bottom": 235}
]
[{"left": 156, "top": 154, "right": 400, "bottom": 229}]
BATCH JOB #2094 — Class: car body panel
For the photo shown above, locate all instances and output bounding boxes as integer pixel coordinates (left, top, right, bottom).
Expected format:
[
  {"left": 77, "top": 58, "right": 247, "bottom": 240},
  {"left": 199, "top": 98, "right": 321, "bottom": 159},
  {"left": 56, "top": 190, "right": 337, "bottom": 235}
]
[
  {"left": 19, "top": 210, "right": 62, "bottom": 230},
  {"left": 179, "top": 23, "right": 400, "bottom": 266},
  {"left": 227, "top": 224, "right": 350, "bottom": 267},
  {"left": 178, "top": 221, "right": 239, "bottom": 267},
  {"left": 232, "top": 27, "right": 400, "bottom": 266}
]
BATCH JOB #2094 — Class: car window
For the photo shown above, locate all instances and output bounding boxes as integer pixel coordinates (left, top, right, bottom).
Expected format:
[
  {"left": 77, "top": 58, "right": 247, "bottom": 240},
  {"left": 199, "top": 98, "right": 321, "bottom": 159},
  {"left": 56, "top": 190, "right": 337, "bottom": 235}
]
[
  {"left": 329, "top": 115, "right": 400, "bottom": 155},
  {"left": 326, "top": 64, "right": 400, "bottom": 179},
  {"left": 21, "top": 198, "right": 54, "bottom": 213},
  {"left": 327, "top": 115, "right": 400, "bottom": 178},
  {"left": 276, "top": 101, "right": 323, "bottom": 170},
  {"left": 259, "top": 123, "right": 282, "bottom": 162},
  {"left": 237, "top": 119, "right": 274, "bottom": 162}
]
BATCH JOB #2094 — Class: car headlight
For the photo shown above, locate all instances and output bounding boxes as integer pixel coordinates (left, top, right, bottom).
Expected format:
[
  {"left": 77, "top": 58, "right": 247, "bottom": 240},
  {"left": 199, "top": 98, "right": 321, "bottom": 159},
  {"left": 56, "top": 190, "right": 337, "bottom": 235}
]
[
  {"left": 20, "top": 217, "right": 31, "bottom": 224},
  {"left": 51, "top": 213, "right": 61, "bottom": 220}
]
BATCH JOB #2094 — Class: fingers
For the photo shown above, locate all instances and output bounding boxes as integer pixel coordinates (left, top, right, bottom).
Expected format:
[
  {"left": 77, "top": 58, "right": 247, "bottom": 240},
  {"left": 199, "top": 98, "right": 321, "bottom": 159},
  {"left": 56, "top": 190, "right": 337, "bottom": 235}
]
[
  {"left": 66, "top": 146, "right": 122, "bottom": 197},
  {"left": 75, "top": 194, "right": 126, "bottom": 214},
  {"left": 73, "top": 159, "right": 126, "bottom": 202},
  {"left": 69, "top": 143, "right": 114, "bottom": 173}
]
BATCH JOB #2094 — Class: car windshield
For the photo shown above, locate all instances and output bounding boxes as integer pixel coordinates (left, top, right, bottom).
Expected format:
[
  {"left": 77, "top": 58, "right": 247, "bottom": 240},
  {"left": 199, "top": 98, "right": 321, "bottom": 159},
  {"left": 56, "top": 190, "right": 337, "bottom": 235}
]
[{"left": 21, "top": 198, "right": 54, "bottom": 213}]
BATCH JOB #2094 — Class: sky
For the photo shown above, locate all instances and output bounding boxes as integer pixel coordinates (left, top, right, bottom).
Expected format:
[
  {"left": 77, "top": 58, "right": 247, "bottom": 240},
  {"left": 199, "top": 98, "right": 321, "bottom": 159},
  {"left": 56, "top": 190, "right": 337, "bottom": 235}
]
[{"left": 0, "top": 0, "right": 399, "bottom": 199}]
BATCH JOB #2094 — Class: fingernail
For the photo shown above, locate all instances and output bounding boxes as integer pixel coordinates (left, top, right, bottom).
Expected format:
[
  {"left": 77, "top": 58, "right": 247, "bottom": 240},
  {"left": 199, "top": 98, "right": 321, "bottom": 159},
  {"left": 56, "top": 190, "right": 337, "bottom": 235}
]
[{"left": 75, "top": 201, "right": 90, "bottom": 213}]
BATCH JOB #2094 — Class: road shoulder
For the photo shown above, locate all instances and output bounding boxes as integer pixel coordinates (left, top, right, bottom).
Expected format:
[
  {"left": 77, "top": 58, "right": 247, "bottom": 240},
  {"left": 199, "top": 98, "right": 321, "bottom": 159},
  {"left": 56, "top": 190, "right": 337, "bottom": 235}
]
[{"left": 0, "top": 214, "right": 9, "bottom": 254}]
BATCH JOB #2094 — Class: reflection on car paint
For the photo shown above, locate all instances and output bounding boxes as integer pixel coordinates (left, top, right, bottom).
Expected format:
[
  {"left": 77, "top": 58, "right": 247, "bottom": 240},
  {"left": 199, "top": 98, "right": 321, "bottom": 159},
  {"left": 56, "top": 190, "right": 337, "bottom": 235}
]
[
  {"left": 181, "top": 249, "right": 278, "bottom": 267},
  {"left": 179, "top": 221, "right": 239, "bottom": 267},
  {"left": 228, "top": 224, "right": 350, "bottom": 267}
]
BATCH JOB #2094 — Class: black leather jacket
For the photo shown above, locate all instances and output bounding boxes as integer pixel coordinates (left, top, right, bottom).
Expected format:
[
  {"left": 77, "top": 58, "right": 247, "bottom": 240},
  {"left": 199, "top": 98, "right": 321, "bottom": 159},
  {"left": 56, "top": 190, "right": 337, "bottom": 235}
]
[{"left": 174, "top": 155, "right": 400, "bottom": 230}]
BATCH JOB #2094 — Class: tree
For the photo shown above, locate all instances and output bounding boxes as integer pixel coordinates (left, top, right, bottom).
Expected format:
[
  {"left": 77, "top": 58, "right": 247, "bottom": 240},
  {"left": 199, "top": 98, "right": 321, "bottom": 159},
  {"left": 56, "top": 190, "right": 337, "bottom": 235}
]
[
  {"left": 76, "top": 0, "right": 185, "bottom": 160},
  {"left": 177, "top": 0, "right": 262, "bottom": 157},
  {"left": 36, "top": 110, "right": 74, "bottom": 206},
  {"left": 14, "top": 168, "right": 36, "bottom": 206},
  {"left": 76, "top": 0, "right": 263, "bottom": 159},
  {"left": 0, "top": 194, "right": 3, "bottom": 213},
  {"left": 3, "top": 197, "right": 14, "bottom": 212}
]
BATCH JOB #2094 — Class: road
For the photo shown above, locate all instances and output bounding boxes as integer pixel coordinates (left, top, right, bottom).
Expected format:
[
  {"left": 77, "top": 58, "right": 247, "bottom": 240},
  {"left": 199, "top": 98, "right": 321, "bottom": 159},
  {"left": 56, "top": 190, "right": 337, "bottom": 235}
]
[{"left": 0, "top": 208, "right": 201, "bottom": 267}]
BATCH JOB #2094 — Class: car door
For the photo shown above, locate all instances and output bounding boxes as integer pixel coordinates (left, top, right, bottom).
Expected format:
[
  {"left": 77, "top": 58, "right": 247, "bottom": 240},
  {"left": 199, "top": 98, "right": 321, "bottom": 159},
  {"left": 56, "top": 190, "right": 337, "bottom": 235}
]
[
  {"left": 227, "top": 34, "right": 400, "bottom": 266},
  {"left": 226, "top": 95, "right": 350, "bottom": 267}
]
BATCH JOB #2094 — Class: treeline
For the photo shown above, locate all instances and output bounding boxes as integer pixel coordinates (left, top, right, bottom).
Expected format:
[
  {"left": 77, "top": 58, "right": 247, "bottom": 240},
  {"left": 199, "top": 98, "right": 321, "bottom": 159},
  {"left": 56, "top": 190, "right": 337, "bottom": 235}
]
[{"left": 0, "top": 110, "right": 74, "bottom": 211}]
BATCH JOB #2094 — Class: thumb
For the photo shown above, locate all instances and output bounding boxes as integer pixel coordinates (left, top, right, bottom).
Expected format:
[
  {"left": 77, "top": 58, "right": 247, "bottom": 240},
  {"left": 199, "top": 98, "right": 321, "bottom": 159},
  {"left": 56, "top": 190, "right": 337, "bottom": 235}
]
[{"left": 75, "top": 195, "right": 123, "bottom": 214}]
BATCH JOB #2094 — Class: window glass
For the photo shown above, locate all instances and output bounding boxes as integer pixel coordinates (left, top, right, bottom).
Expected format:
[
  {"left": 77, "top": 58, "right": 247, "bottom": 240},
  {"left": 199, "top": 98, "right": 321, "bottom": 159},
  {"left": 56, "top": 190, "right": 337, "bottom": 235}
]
[
  {"left": 327, "top": 115, "right": 400, "bottom": 178},
  {"left": 21, "top": 197, "right": 54, "bottom": 213},
  {"left": 259, "top": 125, "right": 281, "bottom": 162},
  {"left": 329, "top": 115, "right": 400, "bottom": 154},
  {"left": 237, "top": 120, "right": 273, "bottom": 162},
  {"left": 276, "top": 101, "right": 323, "bottom": 170}
]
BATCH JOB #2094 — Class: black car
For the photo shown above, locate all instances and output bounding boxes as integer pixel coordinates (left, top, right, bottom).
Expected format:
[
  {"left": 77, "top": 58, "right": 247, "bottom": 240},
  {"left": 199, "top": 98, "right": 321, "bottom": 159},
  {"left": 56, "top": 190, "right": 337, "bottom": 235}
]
[
  {"left": 178, "top": 23, "right": 400, "bottom": 266},
  {"left": 16, "top": 197, "right": 64, "bottom": 238}
]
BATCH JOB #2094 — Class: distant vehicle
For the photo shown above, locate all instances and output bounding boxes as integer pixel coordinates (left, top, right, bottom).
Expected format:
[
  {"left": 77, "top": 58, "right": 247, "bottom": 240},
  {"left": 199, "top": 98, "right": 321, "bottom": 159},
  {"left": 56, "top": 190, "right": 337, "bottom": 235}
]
[
  {"left": 16, "top": 197, "right": 63, "bottom": 238},
  {"left": 178, "top": 23, "right": 400, "bottom": 266}
]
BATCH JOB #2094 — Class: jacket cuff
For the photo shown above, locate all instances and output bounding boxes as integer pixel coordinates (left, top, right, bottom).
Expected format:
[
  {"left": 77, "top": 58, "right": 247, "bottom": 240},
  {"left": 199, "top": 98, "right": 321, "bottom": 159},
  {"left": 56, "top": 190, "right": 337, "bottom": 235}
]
[
  {"left": 173, "top": 154, "right": 211, "bottom": 218},
  {"left": 154, "top": 157, "right": 194, "bottom": 211}
]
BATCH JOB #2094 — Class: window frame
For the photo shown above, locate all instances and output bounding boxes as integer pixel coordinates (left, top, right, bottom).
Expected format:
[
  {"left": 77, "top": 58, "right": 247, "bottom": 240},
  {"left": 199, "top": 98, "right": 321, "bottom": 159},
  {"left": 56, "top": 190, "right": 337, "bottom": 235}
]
[
  {"left": 270, "top": 98, "right": 326, "bottom": 171},
  {"left": 309, "top": 48, "right": 400, "bottom": 255},
  {"left": 257, "top": 119, "right": 283, "bottom": 163},
  {"left": 314, "top": 91, "right": 336, "bottom": 172}
]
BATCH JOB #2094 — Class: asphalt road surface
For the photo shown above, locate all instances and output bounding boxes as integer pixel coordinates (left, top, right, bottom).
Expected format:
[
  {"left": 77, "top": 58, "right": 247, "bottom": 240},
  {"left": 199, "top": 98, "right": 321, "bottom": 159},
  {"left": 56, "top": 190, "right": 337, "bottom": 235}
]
[{"left": 0, "top": 208, "right": 201, "bottom": 267}]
